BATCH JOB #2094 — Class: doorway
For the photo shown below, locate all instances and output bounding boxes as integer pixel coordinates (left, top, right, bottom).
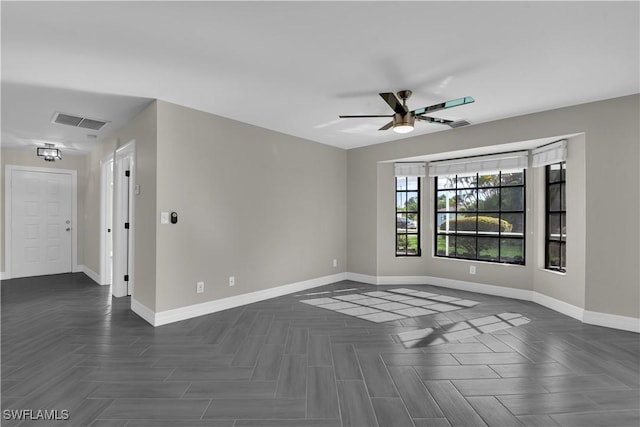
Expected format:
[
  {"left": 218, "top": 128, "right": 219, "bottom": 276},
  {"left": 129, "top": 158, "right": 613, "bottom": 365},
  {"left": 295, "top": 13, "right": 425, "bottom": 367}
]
[
  {"left": 112, "top": 141, "right": 135, "bottom": 297},
  {"left": 100, "top": 155, "right": 114, "bottom": 286},
  {"left": 5, "top": 165, "right": 77, "bottom": 278}
]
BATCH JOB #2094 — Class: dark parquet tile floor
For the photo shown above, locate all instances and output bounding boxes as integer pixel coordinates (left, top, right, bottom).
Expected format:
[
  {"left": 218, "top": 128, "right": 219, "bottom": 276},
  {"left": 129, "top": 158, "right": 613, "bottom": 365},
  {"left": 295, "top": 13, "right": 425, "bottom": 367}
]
[{"left": 1, "top": 273, "right": 639, "bottom": 426}]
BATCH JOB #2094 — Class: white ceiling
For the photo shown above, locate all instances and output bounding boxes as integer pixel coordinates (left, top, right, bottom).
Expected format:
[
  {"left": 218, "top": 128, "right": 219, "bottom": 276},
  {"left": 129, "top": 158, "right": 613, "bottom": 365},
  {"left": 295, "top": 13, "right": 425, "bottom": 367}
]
[{"left": 2, "top": 1, "right": 638, "bottom": 153}]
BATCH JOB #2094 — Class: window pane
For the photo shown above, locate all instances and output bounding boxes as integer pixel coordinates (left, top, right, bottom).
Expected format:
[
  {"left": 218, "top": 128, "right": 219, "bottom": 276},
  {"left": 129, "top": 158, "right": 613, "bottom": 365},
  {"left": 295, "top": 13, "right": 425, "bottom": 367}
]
[
  {"left": 501, "top": 187, "right": 524, "bottom": 211},
  {"left": 437, "top": 213, "right": 456, "bottom": 233},
  {"left": 478, "top": 237, "right": 499, "bottom": 261},
  {"left": 560, "top": 242, "right": 566, "bottom": 269},
  {"left": 476, "top": 214, "right": 501, "bottom": 234},
  {"left": 456, "top": 236, "right": 477, "bottom": 258},
  {"left": 407, "top": 176, "right": 418, "bottom": 190},
  {"left": 407, "top": 234, "right": 419, "bottom": 255},
  {"left": 407, "top": 213, "right": 418, "bottom": 230},
  {"left": 548, "top": 213, "right": 562, "bottom": 241},
  {"left": 437, "top": 176, "right": 457, "bottom": 189},
  {"left": 457, "top": 173, "right": 477, "bottom": 188},
  {"left": 560, "top": 184, "right": 566, "bottom": 211},
  {"left": 561, "top": 213, "right": 566, "bottom": 242},
  {"left": 547, "top": 241, "right": 561, "bottom": 269},
  {"left": 548, "top": 163, "right": 562, "bottom": 183},
  {"left": 397, "top": 213, "right": 408, "bottom": 231},
  {"left": 500, "top": 238, "right": 524, "bottom": 264},
  {"left": 478, "top": 173, "right": 500, "bottom": 187},
  {"left": 437, "top": 191, "right": 456, "bottom": 211},
  {"left": 397, "top": 192, "right": 407, "bottom": 212},
  {"left": 396, "top": 177, "right": 407, "bottom": 190},
  {"left": 501, "top": 171, "right": 524, "bottom": 186},
  {"left": 501, "top": 213, "right": 524, "bottom": 235},
  {"left": 397, "top": 235, "right": 407, "bottom": 254},
  {"left": 456, "top": 214, "right": 478, "bottom": 233},
  {"left": 478, "top": 188, "right": 499, "bottom": 211},
  {"left": 457, "top": 189, "right": 477, "bottom": 211},
  {"left": 406, "top": 192, "right": 418, "bottom": 211},
  {"left": 548, "top": 183, "right": 561, "bottom": 211},
  {"left": 436, "top": 235, "right": 456, "bottom": 256}
]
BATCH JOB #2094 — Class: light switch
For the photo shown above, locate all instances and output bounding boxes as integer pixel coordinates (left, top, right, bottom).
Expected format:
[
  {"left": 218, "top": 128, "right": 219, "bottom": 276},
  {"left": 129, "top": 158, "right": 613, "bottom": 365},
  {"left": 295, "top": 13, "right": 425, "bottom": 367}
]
[{"left": 160, "top": 212, "right": 170, "bottom": 224}]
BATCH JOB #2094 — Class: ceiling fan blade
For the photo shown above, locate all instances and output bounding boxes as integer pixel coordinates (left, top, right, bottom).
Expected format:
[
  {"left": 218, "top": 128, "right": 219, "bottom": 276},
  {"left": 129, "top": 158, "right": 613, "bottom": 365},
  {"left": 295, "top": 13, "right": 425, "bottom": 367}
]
[
  {"left": 415, "top": 116, "right": 454, "bottom": 125},
  {"left": 379, "top": 92, "right": 408, "bottom": 115},
  {"left": 339, "top": 114, "right": 394, "bottom": 118},
  {"left": 412, "top": 96, "right": 474, "bottom": 116},
  {"left": 379, "top": 120, "right": 394, "bottom": 131}
]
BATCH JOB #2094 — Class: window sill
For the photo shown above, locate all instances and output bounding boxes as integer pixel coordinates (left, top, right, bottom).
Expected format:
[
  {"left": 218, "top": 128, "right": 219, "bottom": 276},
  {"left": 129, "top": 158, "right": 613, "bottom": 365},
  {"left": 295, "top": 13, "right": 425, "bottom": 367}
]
[
  {"left": 539, "top": 268, "right": 567, "bottom": 276},
  {"left": 431, "top": 255, "right": 526, "bottom": 268}
]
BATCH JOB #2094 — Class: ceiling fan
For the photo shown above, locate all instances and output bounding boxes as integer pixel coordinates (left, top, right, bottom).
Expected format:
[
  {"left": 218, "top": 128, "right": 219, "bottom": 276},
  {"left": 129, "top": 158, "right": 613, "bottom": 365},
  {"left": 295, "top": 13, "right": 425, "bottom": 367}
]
[{"left": 339, "top": 90, "right": 474, "bottom": 133}]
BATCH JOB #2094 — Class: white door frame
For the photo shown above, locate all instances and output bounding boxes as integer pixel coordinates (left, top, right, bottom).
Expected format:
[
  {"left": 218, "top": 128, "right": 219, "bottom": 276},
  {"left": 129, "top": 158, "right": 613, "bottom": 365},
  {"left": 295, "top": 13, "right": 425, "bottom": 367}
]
[
  {"left": 4, "top": 165, "right": 78, "bottom": 279},
  {"left": 112, "top": 140, "right": 136, "bottom": 297},
  {"left": 99, "top": 153, "right": 115, "bottom": 286}
]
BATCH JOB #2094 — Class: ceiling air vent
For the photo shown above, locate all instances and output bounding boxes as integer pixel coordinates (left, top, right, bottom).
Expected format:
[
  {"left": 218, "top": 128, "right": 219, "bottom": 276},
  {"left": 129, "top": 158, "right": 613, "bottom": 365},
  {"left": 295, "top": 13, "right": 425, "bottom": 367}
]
[
  {"left": 52, "top": 112, "right": 109, "bottom": 131},
  {"left": 449, "top": 120, "right": 471, "bottom": 128}
]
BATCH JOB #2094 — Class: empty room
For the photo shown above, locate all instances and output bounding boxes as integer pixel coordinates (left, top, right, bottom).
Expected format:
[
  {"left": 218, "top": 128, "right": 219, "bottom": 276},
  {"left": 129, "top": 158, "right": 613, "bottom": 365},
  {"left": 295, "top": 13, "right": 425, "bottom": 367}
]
[{"left": 1, "top": 1, "right": 639, "bottom": 426}]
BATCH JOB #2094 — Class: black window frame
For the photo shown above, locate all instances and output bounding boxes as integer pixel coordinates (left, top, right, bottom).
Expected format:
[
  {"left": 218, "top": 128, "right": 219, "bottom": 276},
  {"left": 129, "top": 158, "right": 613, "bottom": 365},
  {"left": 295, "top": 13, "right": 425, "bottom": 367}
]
[
  {"left": 395, "top": 176, "right": 421, "bottom": 257},
  {"left": 545, "top": 162, "right": 566, "bottom": 272},
  {"left": 434, "top": 170, "right": 526, "bottom": 265}
]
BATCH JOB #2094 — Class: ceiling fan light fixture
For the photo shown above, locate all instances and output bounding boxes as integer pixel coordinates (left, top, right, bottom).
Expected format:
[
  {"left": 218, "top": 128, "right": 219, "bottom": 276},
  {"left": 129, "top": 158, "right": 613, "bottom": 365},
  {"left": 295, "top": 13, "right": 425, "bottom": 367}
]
[{"left": 392, "top": 114, "right": 415, "bottom": 134}]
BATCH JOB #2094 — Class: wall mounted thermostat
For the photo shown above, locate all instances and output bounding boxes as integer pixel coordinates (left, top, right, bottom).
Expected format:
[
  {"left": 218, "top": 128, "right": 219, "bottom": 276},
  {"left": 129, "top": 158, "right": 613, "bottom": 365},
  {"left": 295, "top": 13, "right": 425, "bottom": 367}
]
[{"left": 170, "top": 212, "right": 178, "bottom": 224}]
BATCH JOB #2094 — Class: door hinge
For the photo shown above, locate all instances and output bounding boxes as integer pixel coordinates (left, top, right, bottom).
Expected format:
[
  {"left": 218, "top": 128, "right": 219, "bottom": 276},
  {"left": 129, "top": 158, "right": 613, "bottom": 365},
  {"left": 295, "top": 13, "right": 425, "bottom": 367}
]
[
  {"left": 125, "top": 170, "right": 130, "bottom": 177},
  {"left": 124, "top": 275, "right": 129, "bottom": 282},
  {"left": 124, "top": 222, "right": 130, "bottom": 229}
]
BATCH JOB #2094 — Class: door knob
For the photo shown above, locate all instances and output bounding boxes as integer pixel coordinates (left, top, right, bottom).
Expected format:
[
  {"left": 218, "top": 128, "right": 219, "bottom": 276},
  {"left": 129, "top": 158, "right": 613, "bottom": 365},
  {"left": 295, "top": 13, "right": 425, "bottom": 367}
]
[{"left": 66, "top": 227, "right": 71, "bottom": 231}]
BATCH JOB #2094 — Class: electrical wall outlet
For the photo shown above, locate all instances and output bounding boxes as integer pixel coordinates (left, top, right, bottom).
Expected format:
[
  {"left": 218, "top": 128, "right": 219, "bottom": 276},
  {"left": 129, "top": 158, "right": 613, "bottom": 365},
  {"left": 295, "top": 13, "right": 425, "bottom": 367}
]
[
  {"left": 229, "top": 276, "right": 235, "bottom": 287},
  {"left": 333, "top": 259, "right": 338, "bottom": 268},
  {"left": 469, "top": 265, "right": 476, "bottom": 275},
  {"left": 196, "top": 281, "right": 204, "bottom": 293}
]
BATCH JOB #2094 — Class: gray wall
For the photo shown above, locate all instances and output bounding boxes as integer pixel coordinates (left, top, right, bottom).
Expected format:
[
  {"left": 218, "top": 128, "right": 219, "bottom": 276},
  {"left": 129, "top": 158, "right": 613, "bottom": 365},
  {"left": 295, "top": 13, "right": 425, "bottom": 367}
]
[
  {"left": 347, "top": 94, "right": 639, "bottom": 318},
  {"left": 153, "top": 101, "right": 347, "bottom": 311},
  {"left": 111, "top": 102, "right": 158, "bottom": 311}
]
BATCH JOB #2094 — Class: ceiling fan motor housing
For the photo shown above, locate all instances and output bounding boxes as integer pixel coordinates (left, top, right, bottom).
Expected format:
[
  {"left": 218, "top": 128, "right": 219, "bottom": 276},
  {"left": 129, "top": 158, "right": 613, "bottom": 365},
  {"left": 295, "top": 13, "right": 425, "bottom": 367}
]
[{"left": 393, "top": 113, "right": 415, "bottom": 127}]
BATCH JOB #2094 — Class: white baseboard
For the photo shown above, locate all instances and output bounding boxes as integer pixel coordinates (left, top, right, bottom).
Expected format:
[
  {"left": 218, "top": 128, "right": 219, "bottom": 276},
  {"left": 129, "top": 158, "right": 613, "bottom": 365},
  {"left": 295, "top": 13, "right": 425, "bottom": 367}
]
[
  {"left": 0, "top": 271, "right": 7, "bottom": 280},
  {"left": 131, "top": 297, "right": 156, "bottom": 325},
  {"left": 346, "top": 272, "right": 378, "bottom": 285},
  {"left": 583, "top": 310, "right": 640, "bottom": 333},
  {"left": 77, "top": 265, "right": 101, "bottom": 285},
  {"left": 126, "top": 270, "right": 637, "bottom": 333},
  {"left": 532, "top": 292, "right": 584, "bottom": 321},
  {"left": 346, "top": 273, "right": 637, "bottom": 333},
  {"left": 138, "top": 272, "right": 348, "bottom": 327},
  {"left": 349, "top": 273, "right": 534, "bottom": 302}
]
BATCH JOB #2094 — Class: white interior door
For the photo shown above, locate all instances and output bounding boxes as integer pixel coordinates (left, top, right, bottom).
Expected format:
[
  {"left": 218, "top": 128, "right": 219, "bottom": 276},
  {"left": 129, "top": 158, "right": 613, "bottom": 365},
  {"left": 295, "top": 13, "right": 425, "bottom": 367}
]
[
  {"left": 10, "top": 169, "right": 73, "bottom": 278},
  {"left": 106, "top": 162, "right": 114, "bottom": 285},
  {"left": 112, "top": 141, "right": 135, "bottom": 297},
  {"left": 101, "top": 157, "right": 115, "bottom": 285}
]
